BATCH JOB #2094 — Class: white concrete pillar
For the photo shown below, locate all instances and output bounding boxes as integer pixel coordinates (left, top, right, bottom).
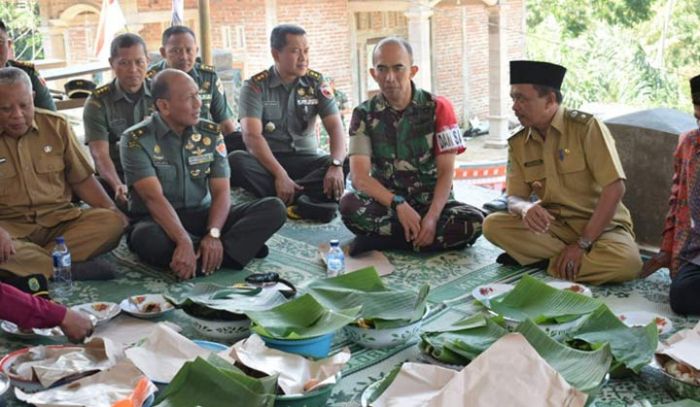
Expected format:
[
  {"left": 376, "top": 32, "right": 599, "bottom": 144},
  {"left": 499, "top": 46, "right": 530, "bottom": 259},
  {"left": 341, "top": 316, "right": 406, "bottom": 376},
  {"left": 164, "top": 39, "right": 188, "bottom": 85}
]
[
  {"left": 404, "top": 4, "right": 432, "bottom": 91},
  {"left": 485, "top": 4, "right": 509, "bottom": 149}
]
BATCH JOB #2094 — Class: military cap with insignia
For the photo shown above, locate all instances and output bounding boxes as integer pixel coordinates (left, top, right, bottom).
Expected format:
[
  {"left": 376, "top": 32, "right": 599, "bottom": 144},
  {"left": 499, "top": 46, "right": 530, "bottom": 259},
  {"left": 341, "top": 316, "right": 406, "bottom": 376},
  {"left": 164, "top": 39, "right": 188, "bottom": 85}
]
[
  {"left": 690, "top": 74, "right": 700, "bottom": 105},
  {"left": 510, "top": 60, "right": 567, "bottom": 90},
  {"left": 64, "top": 79, "right": 97, "bottom": 99}
]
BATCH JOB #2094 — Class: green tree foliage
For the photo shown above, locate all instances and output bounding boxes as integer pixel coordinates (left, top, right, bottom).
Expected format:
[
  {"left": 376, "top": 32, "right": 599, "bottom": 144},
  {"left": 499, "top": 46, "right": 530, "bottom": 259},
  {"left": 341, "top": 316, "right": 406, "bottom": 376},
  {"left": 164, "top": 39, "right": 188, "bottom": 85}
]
[
  {"left": 527, "top": 0, "right": 698, "bottom": 112},
  {"left": 0, "top": 0, "right": 44, "bottom": 61}
]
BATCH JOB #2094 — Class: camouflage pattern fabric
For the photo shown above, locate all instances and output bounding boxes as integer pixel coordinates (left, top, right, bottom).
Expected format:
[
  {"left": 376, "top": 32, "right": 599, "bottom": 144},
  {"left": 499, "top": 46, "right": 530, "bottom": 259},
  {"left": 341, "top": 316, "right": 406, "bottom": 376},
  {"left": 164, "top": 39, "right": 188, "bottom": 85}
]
[{"left": 342, "top": 87, "right": 484, "bottom": 251}]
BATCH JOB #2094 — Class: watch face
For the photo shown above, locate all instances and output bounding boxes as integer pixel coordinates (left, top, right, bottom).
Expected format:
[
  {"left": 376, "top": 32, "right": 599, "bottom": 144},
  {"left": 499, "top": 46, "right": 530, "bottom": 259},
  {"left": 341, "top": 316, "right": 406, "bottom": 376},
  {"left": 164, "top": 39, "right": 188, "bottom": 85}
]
[
  {"left": 332, "top": 159, "right": 342, "bottom": 167},
  {"left": 209, "top": 228, "right": 221, "bottom": 239}
]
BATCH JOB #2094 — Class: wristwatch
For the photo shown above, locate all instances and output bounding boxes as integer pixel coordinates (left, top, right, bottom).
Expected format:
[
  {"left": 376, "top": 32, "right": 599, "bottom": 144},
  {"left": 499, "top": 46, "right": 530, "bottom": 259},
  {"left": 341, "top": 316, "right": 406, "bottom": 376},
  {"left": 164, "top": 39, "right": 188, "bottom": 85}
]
[
  {"left": 391, "top": 194, "right": 406, "bottom": 210},
  {"left": 577, "top": 237, "right": 593, "bottom": 251},
  {"left": 331, "top": 158, "right": 343, "bottom": 167},
  {"left": 208, "top": 227, "right": 221, "bottom": 239}
]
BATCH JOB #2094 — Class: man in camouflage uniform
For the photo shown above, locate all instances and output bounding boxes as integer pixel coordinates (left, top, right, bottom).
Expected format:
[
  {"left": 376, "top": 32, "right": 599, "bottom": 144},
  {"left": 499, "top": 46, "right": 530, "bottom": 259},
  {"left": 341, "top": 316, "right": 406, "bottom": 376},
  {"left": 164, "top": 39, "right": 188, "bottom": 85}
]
[
  {"left": 0, "top": 19, "right": 55, "bottom": 111},
  {"left": 229, "top": 24, "right": 347, "bottom": 223},
  {"left": 483, "top": 61, "right": 641, "bottom": 284},
  {"left": 120, "top": 69, "right": 285, "bottom": 280},
  {"left": 340, "top": 37, "right": 484, "bottom": 255},
  {"left": 148, "top": 26, "right": 236, "bottom": 138},
  {"left": 84, "top": 33, "right": 154, "bottom": 207}
]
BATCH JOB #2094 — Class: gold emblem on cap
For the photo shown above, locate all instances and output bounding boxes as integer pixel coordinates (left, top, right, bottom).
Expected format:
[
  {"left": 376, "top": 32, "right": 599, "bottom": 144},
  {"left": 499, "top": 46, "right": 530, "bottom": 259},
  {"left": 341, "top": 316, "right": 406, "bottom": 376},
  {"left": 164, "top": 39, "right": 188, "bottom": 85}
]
[
  {"left": 264, "top": 122, "right": 276, "bottom": 133},
  {"left": 154, "top": 144, "right": 161, "bottom": 154},
  {"left": 202, "top": 136, "right": 211, "bottom": 146},
  {"left": 43, "top": 145, "right": 53, "bottom": 153},
  {"left": 191, "top": 133, "right": 202, "bottom": 142}
]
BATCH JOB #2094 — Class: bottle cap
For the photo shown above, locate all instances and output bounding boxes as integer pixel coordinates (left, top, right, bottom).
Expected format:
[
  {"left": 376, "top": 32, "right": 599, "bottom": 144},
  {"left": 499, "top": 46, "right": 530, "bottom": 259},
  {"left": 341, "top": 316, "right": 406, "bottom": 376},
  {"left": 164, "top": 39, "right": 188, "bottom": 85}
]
[
  {"left": 56, "top": 236, "right": 65, "bottom": 244},
  {"left": 330, "top": 239, "right": 340, "bottom": 247}
]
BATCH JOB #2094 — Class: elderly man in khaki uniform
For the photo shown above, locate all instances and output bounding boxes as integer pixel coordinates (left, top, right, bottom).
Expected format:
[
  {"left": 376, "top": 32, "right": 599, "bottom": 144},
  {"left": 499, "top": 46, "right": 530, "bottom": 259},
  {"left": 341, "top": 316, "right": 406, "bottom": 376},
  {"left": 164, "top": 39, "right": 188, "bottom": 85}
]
[
  {"left": 483, "top": 60, "right": 642, "bottom": 285},
  {"left": 0, "top": 67, "right": 126, "bottom": 287}
]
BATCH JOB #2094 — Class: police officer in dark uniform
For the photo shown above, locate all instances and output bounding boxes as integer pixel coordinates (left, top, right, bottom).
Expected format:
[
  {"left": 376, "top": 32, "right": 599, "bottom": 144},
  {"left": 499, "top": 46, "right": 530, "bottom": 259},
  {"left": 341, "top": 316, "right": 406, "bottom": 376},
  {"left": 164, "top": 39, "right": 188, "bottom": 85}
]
[
  {"left": 0, "top": 19, "right": 56, "bottom": 111},
  {"left": 120, "top": 69, "right": 286, "bottom": 279},
  {"left": 229, "top": 24, "right": 347, "bottom": 222},
  {"left": 147, "top": 26, "right": 236, "bottom": 138},
  {"left": 84, "top": 33, "right": 154, "bottom": 206}
]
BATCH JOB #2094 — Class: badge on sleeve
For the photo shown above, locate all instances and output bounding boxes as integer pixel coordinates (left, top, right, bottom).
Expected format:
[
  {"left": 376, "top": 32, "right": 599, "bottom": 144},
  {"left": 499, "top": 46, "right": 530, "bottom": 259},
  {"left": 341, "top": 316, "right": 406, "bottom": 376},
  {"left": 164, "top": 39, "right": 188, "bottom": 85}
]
[
  {"left": 435, "top": 124, "right": 465, "bottom": 153},
  {"left": 320, "top": 82, "right": 334, "bottom": 99},
  {"left": 216, "top": 140, "right": 227, "bottom": 157}
]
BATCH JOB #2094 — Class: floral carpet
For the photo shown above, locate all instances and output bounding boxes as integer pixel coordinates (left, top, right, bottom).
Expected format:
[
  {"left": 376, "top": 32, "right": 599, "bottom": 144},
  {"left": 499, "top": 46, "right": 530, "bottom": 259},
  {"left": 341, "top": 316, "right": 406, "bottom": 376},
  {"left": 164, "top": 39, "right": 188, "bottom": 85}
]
[{"left": 0, "top": 197, "right": 698, "bottom": 406}]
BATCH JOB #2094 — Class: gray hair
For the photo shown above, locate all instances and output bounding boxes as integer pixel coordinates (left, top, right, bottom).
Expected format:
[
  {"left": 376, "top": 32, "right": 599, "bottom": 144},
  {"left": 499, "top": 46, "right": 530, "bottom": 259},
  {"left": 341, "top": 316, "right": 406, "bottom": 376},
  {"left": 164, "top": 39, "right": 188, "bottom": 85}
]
[
  {"left": 372, "top": 36, "right": 414, "bottom": 65},
  {"left": 0, "top": 67, "right": 32, "bottom": 90}
]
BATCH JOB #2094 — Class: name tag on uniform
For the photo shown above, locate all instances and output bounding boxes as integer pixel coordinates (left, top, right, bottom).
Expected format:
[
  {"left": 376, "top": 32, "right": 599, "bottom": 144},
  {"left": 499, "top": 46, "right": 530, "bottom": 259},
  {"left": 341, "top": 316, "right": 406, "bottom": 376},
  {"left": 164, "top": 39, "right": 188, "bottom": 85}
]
[
  {"left": 524, "top": 159, "right": 544, "bottom": 167},
  {"left": 297, "top": 98, "right": 319, "bottom": 106},
  {"left": 188, "top": 153, "right": 214, "bottom": 166}
]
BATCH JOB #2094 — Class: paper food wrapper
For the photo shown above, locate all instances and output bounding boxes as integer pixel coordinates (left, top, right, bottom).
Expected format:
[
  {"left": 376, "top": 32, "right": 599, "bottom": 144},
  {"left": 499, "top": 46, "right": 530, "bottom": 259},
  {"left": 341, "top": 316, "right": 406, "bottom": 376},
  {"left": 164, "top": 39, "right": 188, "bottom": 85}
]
[
  {"left": 9, "top": 337, "right": 120, "bottom": 388},
  {"left": 124, "top": 323, "right": 213, "bottom": 383},
  {"left": 15, "top": 359, "right": 157, "bottom": 407},
  {"left": 230, "top": 334, "right": 351, "bottom": 395},
  {"left": 656, "top": 320, "right": 700, "bottom": 370},
  {"left": 94, "top": 314, "right": 181, "bottom": 348},
  {"left": 375, "top": 333, "right": 587, "bottom": 407},
  {"left": 318, "top": 243, "right": 394, "bottom": 276}
]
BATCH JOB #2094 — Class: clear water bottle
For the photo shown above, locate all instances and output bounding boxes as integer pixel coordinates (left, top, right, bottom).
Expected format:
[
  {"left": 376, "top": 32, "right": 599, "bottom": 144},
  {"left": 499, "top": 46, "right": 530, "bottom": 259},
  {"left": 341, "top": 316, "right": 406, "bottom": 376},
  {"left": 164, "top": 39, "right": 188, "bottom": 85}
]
[
  {"left": 326, "top": 239, "right": 345, "bottom": 277},
  {"left": 51, "top": 236, "right": 72, "bottom": 299}
]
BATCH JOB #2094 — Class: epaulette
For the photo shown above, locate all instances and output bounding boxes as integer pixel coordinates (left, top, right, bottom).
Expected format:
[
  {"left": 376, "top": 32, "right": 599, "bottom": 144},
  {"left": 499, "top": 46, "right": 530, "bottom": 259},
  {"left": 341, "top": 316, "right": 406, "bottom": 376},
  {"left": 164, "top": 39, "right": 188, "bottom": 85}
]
[
  {"left": 197, "top": 120, "right": 220, "bottom": 134},
  {"left": 92, "top": 84, "right": 111, "bottom": 97},
  {"left": 566, "top": 109, "right": 593, "bottom": 124},
  {"left": 126, "top": 127, "right": 147, "bottom": 139},
  {"left": 8, "top": 59, "right": 36, "bottom": 73},
  {"left": 251, "top": 70, "right": 269, "bottom": 83},
  {"left": 145, "top": 68, "right": 159, "bottom": 79},
  {"left": 35, "top": 107, "right": 66, "bottom": 120},
  {"left": 199, "top": 63, "right": 215, "bottom": 73},
  {"left": 508, "top": 126, "right": 526, "bottom": 139},
  {"left": 306, "top": 69, "right": 322, "bottom": 81}
]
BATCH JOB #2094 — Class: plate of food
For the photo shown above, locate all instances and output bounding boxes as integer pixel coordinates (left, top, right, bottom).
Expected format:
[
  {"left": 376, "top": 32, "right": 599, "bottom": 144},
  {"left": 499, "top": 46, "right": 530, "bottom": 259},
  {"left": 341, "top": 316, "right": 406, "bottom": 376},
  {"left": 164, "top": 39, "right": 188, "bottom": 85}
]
[
  {"left": 546, "top": 281, "right": 593, "bottom": 297},
  {"left": 616, "top": 311, "right": 672, "bottom": 335},
  {"left": 71, "top": 302, "right": 120, "bottom": 325},
  {"left": 471, "top": 283, "right": 514, "bottom": 307},
  {"left": 0, "top": 320, "right": 65, "bottom": 340},
  {"left": 120, "top": 294, "right": 174, "bottom": 319}
]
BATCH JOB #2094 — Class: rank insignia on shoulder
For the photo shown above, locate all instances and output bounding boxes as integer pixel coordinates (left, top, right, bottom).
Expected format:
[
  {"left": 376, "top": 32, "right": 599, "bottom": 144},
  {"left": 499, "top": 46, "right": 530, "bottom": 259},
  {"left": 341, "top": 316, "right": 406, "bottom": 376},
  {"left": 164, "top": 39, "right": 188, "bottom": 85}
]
[
  {"left": 566, "top": 109, "right": 592, "bottom": 124},
  {"left": 146, "top": 69, "right": 158, "bottom": 78},
  {"left": 306, "top": 69, "right": 322, "bottom": 81},
  {"left": 252, "top": 70, "right": 269, "bottom": 82},
  {"left": 200, "top": 64, "right": 215, "bottom": 72},
  {"left": 94, "top": 84, "right": 110, "bottom": 96},
  {"left": 508, "top": 126, "right": 525, "bottom": 139}
]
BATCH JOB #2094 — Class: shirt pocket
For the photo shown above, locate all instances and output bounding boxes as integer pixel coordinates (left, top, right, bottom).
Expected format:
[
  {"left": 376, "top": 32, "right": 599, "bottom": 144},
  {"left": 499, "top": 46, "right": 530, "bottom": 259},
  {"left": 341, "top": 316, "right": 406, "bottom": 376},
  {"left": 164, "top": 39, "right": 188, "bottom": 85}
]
[
  {"left": 262, "top": 101, "right": 282, "bottom": 121},
  {"left": 0, "top": 164, "right": 18, "bottom": 198},
  {"left": 523, "top": 161, "right": 546, "bottom": 198},
  {"left": 34, "top": 154, "right": 66, "bottom": 198}
]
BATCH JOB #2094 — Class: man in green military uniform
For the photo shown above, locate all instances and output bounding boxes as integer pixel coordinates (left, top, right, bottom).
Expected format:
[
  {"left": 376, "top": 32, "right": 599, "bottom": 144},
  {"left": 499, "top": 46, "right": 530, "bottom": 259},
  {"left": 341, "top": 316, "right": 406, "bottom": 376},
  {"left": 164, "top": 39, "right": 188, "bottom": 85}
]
[
  {"left": 340, "top": 37, "right": 484, "bottom": 255},
  {"left": 84, "top": 33, "right": 154, "bottom": 206},
  {"left": 482, "top": 60, "right": 642, "bottom": 285},
  {"left": 229, "top": 24, "right": 347, "bottom": 223},
  {"left": 147, "top": 26, "right": 236, "bottom": 138},
  {"left": 121, "top": 69, "right": 286, "bottom": 279},
  {"left": 0, "top": 19, "right": 55, "bottom": 111}
]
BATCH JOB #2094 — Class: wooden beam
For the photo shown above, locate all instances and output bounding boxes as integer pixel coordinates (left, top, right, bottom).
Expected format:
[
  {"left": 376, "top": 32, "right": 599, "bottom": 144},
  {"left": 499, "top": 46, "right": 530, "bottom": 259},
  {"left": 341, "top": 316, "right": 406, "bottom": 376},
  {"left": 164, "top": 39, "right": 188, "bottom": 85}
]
[{"left": 199, "top": 0, "right": 213, "bottom": 65}]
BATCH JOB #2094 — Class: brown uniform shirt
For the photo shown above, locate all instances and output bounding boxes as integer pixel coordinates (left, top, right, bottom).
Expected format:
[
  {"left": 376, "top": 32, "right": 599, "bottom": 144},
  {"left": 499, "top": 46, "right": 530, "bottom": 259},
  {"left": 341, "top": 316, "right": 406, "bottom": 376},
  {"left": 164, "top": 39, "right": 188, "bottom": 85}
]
[
  {"left": 0, "top": 109, "right": 94, "bottom": 237},
  {"left": 506, "top": 107, "right": 633, "bottom": 233}
]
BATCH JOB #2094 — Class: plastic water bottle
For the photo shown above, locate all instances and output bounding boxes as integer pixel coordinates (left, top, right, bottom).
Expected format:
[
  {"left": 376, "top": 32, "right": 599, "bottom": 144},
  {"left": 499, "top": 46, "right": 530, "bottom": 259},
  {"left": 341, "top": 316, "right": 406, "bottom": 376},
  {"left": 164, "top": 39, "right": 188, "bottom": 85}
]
[
  {"left": 326, "top": 239, "right": 345, "bottom": 277},
  {"left": 51, "top": 236, "right": 72, "bottom": 299}
]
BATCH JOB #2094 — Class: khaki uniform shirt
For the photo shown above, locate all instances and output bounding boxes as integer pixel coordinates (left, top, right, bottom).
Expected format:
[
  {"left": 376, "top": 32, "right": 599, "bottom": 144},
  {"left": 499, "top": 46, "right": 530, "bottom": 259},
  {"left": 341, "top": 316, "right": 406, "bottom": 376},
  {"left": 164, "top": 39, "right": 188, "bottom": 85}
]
[
  {"left": 238, "top": 66, "right": 338, "bottom": 154},
  {"left": 506, "top": 107, "right": 633, "bottom": 232},
  {"left": 147, "top": 61, "right": 233, "bottom": 125},
  {"left": 83, "top": 79, "right": 154, "bottom": 173},
  {"left": 0, "top": 109, "right": 94, "bottom": 237},
  {"left": 6, "top": 60, "right": 56, "bottom": 111},
  {"left": 120, "top": 113, "right": 230, "bottom": 216}
]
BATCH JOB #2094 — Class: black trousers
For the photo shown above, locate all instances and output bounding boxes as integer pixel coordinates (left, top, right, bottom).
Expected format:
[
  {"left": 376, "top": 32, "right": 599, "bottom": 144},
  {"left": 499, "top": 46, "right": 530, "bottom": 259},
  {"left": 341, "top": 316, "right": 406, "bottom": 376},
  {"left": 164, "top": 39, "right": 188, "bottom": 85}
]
[
  {"left": 228, "top": 150, "right": 348, "bottom": 203},
  {"left": 127, "top": 198, "right": 286, "bottom": 271},
  {"left": 670, "top": 262, "right": 700, "bottom": 315}
]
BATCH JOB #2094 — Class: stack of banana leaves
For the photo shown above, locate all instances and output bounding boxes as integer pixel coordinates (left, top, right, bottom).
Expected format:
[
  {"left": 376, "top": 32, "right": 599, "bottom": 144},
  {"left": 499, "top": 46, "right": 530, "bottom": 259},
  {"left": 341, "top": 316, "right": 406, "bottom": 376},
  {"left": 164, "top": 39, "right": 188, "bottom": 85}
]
[
  {"left": 305, "top": 266, "right": 429, "bottom": 329},
  {"left": 420, "top": 275, "right": 658, "bottom": 383}
]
